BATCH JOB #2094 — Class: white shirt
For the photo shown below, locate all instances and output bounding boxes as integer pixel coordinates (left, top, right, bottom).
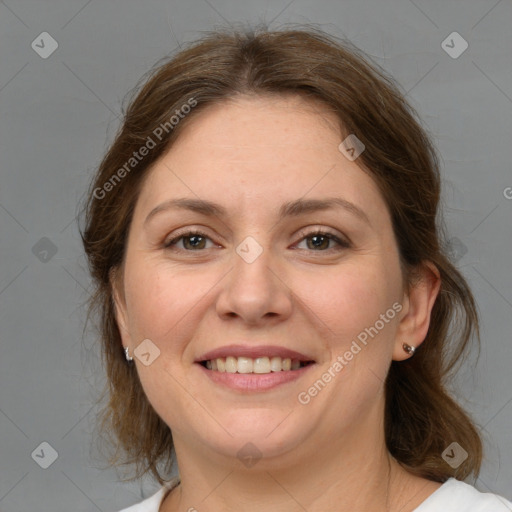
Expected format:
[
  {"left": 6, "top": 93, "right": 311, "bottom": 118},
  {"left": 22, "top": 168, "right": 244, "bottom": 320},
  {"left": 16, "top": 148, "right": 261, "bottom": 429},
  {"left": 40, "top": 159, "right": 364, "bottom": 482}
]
[{"left": 119, "top": 477, "right": 512, "bottom": 511}]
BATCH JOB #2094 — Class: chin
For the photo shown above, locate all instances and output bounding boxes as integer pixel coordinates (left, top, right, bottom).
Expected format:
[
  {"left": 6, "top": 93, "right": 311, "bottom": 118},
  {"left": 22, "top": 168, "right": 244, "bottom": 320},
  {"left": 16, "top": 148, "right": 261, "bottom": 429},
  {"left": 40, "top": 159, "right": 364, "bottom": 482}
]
[{"left": 196, "top": 409, "right": 312, "bottom": 464}]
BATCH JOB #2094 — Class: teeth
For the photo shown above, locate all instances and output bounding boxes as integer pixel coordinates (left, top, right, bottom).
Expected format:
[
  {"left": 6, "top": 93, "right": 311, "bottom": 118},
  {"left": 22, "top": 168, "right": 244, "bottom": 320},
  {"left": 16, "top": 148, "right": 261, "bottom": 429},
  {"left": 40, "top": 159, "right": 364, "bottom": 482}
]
[
  {"left": 270, "top": 356, "right": 282, "bottom": 372},
  {"left": 237, "top": 357, "right": 253, "bottom": 374},
  {"left": 253, "top": 357, "right": 270, "bottom": 374},
  {"left": 204, "top": 356, "right": 308, "bottom": 373},
  {"left": 225, "top": 356, "right": 237, "bottom": 373}
]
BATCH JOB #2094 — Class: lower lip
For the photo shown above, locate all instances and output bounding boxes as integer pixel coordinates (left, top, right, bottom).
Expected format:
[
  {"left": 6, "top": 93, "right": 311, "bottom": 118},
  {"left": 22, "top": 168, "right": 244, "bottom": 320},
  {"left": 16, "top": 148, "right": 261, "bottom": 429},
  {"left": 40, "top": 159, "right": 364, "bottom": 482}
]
[{"left": 196, "top": 363, "right": 315, "bottom": 392}]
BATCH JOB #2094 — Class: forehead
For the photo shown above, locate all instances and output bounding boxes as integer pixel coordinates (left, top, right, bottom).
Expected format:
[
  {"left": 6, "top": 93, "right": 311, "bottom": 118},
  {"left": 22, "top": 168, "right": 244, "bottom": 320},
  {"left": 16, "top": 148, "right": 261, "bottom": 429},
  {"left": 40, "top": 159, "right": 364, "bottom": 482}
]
[
  {"left": 171, "top": 94, "right": 343, "bottom": 160},
  {"left": 134, "top": 94, "right": 388, "bottom": 225}
]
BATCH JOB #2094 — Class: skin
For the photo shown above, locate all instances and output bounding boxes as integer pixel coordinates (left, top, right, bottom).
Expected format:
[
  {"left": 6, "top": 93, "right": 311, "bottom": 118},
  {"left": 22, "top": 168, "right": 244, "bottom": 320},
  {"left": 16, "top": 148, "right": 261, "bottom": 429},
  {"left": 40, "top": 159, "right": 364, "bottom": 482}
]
[{"left": 112, "top": 94, "right": 442, "bottom": 511}]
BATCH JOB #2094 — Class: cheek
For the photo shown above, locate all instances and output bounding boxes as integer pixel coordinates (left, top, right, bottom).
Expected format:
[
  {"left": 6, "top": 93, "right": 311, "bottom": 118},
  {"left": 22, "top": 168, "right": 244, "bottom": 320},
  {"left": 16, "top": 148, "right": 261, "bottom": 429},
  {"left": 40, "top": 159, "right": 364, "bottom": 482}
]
[
  {"left": 123, "top": 258, "right": 215, "bottom": 347},
  {"left": 303, "top": 263, "right": 393, "bottom": 323},
  {"left": 123, "top": 243, "right": 402, "bottom": 353},
  {"left": 122, "top": 261, "right": 201, "bottom": 423}
]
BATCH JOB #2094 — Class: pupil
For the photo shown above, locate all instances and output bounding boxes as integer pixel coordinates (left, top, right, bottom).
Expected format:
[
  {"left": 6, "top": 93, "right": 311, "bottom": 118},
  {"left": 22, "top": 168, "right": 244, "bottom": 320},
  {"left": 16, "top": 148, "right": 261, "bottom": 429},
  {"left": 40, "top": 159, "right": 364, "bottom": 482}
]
[
  {"left": 187, "top": 235, "right": 203, "bottom": 248},
  {"left": 310, "top": 235, "right": 327, "bottom": 249}
]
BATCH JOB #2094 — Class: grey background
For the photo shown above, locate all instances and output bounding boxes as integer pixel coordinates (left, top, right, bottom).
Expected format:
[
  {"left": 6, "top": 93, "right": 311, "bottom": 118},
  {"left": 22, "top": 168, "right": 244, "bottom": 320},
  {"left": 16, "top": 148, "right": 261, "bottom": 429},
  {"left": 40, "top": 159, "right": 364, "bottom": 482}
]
[{"left": 0, "top": 0, "right": 511, "bottom": 510}]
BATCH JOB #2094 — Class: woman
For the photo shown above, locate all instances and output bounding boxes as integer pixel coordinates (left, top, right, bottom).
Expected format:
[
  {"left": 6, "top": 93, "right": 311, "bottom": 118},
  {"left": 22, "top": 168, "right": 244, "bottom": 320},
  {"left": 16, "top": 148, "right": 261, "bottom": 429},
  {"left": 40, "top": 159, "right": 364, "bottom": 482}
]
[{"left": 81, "top": 27, "right": 512, "bottom": 511}]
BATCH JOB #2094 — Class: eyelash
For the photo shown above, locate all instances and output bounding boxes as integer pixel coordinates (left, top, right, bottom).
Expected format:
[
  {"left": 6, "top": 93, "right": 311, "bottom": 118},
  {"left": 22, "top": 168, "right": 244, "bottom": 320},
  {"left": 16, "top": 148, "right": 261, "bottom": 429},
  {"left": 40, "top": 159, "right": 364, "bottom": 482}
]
[{"left": 163, "top": 228, "right": 350, "bottom": 253}]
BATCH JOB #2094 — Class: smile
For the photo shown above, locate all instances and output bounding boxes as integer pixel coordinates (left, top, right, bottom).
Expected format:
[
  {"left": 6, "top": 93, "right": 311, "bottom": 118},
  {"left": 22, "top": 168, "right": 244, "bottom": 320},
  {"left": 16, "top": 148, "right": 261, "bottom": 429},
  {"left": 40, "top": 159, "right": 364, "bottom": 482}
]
[
  {"left": 195, "top": 344, "right": 317, "bottom": 391},
  {"left": 200, "top": 356, "right": 314, "bottom": 374}
]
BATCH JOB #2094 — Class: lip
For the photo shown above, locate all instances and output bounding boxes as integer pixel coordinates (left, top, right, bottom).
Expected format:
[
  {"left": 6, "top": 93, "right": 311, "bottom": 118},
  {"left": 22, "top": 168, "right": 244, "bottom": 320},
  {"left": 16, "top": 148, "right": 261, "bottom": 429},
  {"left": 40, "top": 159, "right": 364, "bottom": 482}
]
[
  {"left": 196, "top": 361, "right": 316, "bottom": 392},
  {"left": 195, "top": 344, "right": 315, "bottom": 363}
]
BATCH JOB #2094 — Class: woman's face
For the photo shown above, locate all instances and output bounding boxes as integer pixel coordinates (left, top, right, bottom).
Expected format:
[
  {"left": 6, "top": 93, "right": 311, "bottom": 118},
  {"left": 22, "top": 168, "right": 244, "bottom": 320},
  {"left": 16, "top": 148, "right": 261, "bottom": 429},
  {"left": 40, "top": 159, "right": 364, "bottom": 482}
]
[{"left": 113, "top": 94, "right": 412, "bottom": 464}]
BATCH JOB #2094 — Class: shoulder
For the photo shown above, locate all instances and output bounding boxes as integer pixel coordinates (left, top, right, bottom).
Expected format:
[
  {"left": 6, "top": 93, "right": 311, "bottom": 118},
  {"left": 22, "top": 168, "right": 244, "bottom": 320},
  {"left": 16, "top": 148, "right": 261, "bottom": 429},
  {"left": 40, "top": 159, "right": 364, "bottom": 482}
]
[
  {"left": 414, "top": 478, "right": 512, "bottom": 511},
  {"left": 118, "top": 478, "right": 180, "bottom": 512}
]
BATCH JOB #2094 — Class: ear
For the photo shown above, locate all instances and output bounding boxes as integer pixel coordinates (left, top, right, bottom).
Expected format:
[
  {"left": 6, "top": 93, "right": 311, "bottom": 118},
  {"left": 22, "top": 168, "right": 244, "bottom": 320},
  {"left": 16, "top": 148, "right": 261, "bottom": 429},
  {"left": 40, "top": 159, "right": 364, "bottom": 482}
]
[
  {"left": 109, "top": 266, "right": 131, "bottom": 347},
  {"left": 393, "top": 261, "right": 441, "bottom": 361}
]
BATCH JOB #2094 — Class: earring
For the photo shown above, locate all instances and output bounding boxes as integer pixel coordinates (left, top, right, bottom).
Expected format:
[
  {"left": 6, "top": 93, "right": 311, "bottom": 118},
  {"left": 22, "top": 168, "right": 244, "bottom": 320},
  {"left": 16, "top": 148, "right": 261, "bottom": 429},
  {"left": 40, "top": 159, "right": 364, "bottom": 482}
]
[
  {"left": 402, "top": 343, "right": 416, "bottom": 356},
  {"left": 124, "top": 346, "right": 134, "bottom": 362}
]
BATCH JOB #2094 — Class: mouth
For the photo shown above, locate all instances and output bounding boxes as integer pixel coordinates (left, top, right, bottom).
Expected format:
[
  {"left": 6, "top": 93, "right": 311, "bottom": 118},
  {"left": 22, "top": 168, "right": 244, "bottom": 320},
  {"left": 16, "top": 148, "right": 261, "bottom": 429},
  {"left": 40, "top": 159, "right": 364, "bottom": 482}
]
[
  {"left": 199, "top": 356, "right": 315, "bottom": 374},
  {"left": 194, "top": 345, "right": 316, "bottom": 390}
]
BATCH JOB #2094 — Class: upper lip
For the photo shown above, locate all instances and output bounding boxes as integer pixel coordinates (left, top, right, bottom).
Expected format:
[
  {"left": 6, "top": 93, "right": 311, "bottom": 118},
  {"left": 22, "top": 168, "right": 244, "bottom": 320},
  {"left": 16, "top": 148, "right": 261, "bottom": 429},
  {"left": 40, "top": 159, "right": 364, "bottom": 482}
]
[{"left": 196, "top": 344, "right": 315, "bottom": 362}]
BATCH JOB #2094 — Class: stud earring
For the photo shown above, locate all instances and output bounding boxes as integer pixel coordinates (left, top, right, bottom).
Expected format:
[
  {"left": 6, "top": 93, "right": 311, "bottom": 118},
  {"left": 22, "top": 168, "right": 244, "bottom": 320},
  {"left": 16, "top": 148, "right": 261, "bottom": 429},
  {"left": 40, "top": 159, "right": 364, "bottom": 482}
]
[
  {"left": 402, "top": 343, "right": 416, "bottom": 356},
  {"left": 124, "top": 346, "right": 134, "bottom": 362}
]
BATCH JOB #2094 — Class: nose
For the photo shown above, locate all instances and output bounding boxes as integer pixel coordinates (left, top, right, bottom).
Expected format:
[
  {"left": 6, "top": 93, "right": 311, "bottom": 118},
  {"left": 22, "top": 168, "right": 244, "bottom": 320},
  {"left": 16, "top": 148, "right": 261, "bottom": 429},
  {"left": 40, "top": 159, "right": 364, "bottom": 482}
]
[{"left": 215, "top": 240, "right": 293, "bottom": 326}]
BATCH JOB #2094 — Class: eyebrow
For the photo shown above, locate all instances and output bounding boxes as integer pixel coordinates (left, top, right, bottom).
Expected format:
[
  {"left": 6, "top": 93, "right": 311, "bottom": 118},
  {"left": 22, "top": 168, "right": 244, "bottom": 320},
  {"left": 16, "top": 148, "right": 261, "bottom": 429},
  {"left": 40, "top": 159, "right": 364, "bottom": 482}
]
[{"left": 144, "top": 197, "right": 370, "bottom": 226}]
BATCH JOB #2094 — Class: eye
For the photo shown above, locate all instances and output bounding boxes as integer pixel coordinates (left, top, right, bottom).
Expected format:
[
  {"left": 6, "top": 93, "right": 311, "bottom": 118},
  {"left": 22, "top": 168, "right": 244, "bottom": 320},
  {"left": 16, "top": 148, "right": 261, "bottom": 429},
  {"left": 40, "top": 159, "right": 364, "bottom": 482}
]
[
  {"left": 163, "top": 230, "right": 216, "bottom": 251},
  {"left": 295, "top": 229, "right": 350, "bottom": 251},
  {"left": 163, "top": 228, "right": 350, "bottom": 253}
]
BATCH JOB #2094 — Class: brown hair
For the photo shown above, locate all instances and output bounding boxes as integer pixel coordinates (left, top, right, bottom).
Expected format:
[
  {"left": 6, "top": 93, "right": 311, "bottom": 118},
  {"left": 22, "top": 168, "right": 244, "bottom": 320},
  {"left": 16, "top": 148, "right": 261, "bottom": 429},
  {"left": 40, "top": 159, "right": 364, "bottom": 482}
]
[{"left": 81, "top": 26, "right": 482, "bottom": 485}]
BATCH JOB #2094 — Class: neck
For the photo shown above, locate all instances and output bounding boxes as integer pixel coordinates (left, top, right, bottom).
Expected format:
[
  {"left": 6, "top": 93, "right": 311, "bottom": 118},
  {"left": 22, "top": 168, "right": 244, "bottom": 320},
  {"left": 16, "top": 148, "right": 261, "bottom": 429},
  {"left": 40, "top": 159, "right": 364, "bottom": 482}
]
[{"left": 160, "top": 417, "right": 433, "bottom": 512}]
